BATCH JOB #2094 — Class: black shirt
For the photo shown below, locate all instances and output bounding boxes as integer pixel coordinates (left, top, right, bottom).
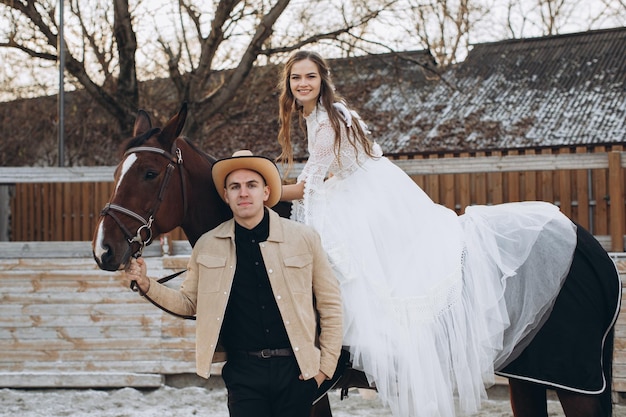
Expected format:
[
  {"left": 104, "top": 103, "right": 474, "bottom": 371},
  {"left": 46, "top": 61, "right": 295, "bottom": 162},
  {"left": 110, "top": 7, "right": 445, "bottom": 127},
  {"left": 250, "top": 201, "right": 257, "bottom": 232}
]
[{"left": 220, "top": 209, "right": 290, "bottom": 351}]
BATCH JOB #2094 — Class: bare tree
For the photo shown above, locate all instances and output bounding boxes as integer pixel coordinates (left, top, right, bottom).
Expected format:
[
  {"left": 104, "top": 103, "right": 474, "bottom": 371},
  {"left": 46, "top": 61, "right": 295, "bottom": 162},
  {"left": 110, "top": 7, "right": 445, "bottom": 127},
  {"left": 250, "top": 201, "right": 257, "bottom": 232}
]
[
  {"left": 390, "top": 0, "right": 491, "bottom": 67},
  {"left": 0, "top": 0, "right": 392, "bottom": 139},
  {"left": 152, "top": 0, "right": 393, "bottom": 134},
  {"left": 503, "top": 0, "right": 626, "bottom": 38},
  {"left": 0, "top": 0, "right": 138, "bottom": 135}
]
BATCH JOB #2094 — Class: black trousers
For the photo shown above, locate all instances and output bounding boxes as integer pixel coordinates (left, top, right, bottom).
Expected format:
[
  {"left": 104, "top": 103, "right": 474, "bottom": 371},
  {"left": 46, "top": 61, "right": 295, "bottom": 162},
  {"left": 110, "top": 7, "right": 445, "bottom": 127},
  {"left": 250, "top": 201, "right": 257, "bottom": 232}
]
[{"left": 222, "top": 353, "right": 319, "bottom": 417}]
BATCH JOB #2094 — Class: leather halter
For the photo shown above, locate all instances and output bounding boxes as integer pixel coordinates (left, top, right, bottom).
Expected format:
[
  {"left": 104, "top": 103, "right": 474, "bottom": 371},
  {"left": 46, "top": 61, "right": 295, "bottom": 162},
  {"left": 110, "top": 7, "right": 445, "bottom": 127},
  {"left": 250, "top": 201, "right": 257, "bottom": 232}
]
[{"left": 100, "top": 140, "right": 188, "bottom": 259}]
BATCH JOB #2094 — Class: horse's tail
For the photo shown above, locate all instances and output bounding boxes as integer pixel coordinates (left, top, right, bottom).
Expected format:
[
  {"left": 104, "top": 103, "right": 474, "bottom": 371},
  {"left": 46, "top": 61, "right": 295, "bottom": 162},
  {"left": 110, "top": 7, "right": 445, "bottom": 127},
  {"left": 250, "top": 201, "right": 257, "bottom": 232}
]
[{"left": 600, "top": 326, "right": 615, "bottom": 417}]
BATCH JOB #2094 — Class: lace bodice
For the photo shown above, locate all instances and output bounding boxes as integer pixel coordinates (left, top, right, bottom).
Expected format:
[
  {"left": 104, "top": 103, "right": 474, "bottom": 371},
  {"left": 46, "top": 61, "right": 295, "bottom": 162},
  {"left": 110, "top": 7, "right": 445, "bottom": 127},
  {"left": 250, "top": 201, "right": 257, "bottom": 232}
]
[
  {"left": 298, "top": 106, "right": 381, "bottom": 185},
  {"left": 291, "top": 105, "right": 381, "bottom": 225}
]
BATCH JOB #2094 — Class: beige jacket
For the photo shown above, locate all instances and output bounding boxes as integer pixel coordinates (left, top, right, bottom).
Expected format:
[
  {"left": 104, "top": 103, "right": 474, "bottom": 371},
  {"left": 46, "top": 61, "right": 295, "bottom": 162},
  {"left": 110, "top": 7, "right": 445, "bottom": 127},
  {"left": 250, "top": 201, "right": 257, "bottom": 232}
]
[{"left": 144, "top": 209, "right": 343, "bottom": 380}]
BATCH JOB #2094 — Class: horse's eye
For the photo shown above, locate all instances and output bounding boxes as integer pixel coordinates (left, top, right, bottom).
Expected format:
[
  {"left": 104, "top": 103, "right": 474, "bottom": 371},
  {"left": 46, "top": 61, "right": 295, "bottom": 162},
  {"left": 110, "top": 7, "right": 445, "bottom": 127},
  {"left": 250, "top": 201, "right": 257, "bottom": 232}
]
[{"left": 145, "top": 170, "right": 158, "bottom": 180}]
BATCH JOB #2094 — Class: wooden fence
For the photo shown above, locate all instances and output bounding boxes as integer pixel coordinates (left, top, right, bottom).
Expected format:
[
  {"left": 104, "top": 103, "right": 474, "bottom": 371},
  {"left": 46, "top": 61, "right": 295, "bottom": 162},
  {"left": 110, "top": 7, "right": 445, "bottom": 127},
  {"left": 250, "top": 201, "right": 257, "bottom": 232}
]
[
  {"left": 0, "top": 254, "right": 196, "bottom": 388},
  {"left": 2, "top": 145, "right": 625, "bottom": 250},
  {"left": 0, "top": 248, "right": 625, "bottom": 393}
]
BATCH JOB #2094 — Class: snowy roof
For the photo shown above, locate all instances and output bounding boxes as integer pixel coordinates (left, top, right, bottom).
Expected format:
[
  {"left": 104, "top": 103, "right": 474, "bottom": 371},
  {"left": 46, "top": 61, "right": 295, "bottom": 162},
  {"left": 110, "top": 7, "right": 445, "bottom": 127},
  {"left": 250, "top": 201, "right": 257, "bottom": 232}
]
[
  {"left": 202, "top": 27, "right": 625, "bottom": 160},
  {"left": 380, "top": 26, "right": 626, "bottom": 154}
]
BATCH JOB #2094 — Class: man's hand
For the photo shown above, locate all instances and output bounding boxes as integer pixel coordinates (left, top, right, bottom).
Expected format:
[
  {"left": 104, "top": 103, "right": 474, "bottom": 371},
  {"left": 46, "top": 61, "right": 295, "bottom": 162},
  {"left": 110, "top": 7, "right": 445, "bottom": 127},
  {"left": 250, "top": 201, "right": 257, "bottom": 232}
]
[
  {"left": 124, "top": 257, "right": 150, "bottom": 294},
  {"left": 299, "top": 371, "right": 328, "bottom": 388}
]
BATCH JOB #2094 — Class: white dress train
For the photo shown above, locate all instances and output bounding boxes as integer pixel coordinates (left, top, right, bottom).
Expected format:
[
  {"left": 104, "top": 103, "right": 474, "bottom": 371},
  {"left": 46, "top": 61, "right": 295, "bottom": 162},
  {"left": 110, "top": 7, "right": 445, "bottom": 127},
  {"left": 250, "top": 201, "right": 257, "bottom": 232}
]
[{"left": 290, "top": 106, "right": 577, "bottom": 417}]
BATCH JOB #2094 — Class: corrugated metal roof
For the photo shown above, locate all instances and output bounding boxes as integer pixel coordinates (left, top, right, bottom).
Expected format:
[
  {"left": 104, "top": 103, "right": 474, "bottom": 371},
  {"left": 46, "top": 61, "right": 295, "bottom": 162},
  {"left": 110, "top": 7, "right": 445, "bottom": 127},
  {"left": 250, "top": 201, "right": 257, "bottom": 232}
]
[
  {"left": 200, "top": 27, "right": 625, "bottom": 160},
  {"left": 371, "top": 27, "right": 626, "bottom": 154}
]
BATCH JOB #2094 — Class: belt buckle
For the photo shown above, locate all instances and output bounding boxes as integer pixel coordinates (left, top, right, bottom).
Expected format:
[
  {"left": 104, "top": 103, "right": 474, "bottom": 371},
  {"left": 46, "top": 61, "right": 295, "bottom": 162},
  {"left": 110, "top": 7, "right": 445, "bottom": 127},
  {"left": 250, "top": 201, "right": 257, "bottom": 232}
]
[{"left": 260, "top": 349, "right": 271, "bottom": 358}]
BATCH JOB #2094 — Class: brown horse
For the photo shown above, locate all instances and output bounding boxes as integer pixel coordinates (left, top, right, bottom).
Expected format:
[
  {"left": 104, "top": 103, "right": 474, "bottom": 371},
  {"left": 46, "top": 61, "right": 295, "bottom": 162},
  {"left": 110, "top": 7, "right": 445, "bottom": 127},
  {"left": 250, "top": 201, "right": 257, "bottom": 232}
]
[{"left": 92, "top": 104, "right": 620, "bottom": 417}]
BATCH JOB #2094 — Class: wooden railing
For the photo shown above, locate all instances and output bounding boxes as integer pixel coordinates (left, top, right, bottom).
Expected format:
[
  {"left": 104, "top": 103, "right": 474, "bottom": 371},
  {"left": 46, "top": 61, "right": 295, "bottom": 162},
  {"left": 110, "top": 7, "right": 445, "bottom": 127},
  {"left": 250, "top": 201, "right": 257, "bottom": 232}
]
[
  {"left": 1, "top": 147, "right": 625, "bottom": 250},
  {"left": 0, "top": 248, "right": 625, "bottom": 390}
]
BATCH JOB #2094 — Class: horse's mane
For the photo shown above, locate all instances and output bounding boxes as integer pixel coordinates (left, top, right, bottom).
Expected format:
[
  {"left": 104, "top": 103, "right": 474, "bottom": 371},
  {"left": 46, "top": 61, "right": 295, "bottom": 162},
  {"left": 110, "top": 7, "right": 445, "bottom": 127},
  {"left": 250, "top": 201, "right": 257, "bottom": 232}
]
[
  {"left": 181, "top": 136, "right": 218, "bottom": 165},
  {"left": 119, "top": 128, "right": 161, "bottom": 155}
]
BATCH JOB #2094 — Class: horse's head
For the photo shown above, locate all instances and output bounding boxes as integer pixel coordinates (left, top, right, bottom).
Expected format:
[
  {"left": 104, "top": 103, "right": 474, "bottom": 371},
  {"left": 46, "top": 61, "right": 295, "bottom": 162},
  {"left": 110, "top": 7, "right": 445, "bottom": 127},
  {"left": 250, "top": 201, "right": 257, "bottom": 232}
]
[{"left": 92, "top": 103, "right": 230, "bottom": 271}]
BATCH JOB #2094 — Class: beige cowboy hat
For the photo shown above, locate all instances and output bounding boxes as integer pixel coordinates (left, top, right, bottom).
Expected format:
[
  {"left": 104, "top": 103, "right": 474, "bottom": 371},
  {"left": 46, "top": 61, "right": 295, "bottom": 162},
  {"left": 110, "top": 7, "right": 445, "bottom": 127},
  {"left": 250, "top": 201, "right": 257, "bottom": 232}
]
[{"left": 212, "top": 150, "right": 282, "bottom": 207}]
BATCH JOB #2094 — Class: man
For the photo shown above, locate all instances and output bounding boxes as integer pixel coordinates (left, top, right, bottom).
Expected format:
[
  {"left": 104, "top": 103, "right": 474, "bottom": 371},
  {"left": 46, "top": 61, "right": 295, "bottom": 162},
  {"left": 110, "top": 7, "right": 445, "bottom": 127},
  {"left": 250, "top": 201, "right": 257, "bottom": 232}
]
[{"left": 124, "top": 150, "right": 343, "bottom": 417}]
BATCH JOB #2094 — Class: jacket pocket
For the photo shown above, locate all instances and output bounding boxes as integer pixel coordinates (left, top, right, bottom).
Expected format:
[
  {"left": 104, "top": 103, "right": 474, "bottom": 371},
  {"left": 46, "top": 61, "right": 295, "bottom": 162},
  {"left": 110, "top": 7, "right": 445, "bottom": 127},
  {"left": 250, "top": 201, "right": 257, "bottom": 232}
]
[
  {"left": 197, "top": 254, "right": 227, "bottom": 293},
  {"left": 283, "top": 254, "right": 313, "bottom": 293}
]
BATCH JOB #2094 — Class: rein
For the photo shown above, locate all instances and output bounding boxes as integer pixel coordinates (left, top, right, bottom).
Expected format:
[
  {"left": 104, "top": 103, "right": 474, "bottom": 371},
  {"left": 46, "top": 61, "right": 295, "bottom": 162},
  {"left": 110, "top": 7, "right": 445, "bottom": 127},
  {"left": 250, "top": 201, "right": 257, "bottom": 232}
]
[{"left": 134, "top": 269, "right": 195, "bottom": 320}]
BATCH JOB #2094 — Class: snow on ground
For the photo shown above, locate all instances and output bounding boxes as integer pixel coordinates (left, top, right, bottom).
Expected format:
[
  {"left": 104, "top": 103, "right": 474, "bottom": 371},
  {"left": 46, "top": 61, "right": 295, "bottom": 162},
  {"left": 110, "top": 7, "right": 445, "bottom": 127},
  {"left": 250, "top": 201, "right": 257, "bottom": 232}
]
[{"left": 2, "top": 384, "right": 625, "bottom": 417}]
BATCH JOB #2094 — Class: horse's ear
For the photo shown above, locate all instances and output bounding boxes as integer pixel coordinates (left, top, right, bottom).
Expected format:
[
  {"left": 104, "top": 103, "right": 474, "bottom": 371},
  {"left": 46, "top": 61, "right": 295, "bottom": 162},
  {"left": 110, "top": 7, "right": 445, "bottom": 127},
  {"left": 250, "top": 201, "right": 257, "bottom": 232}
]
[
  {"left": 133, "top": 110, "right": 152, "bottom": 137},
  {"left": 159, "top": 103, "right": 188, "bottom": 143}
]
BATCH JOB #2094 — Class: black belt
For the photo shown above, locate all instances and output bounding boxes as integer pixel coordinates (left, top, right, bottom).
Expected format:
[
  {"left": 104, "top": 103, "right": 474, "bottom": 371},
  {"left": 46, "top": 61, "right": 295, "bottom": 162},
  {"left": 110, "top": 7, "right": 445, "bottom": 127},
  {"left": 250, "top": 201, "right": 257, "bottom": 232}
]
[{"left": 244, "top": 348, "right": 293, "bottom": 359}]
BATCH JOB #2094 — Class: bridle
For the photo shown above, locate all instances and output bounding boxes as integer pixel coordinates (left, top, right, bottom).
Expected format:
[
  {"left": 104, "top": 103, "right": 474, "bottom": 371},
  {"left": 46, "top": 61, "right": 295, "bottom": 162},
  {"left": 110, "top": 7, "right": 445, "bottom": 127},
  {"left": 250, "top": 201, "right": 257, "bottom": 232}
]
[
  {"left": 99, "top": 139, "right": 188, "bottom": 259},
  {"left": 99, "top": 138, "right": 194, "bottom": 320}
]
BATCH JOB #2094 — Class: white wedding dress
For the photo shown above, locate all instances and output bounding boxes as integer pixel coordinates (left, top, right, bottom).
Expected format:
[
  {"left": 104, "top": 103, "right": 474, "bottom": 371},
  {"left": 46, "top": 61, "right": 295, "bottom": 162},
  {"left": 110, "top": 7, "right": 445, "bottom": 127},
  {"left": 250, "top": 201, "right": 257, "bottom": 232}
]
[{"left": 290, "top": 106, "right": 577, "bottom": 417}]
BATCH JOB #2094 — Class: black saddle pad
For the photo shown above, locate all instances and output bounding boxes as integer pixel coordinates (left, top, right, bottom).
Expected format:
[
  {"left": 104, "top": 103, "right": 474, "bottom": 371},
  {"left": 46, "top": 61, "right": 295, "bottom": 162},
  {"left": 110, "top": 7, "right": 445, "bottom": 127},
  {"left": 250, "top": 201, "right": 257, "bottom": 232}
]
[{"left": 496, "top": 224, "right": 621, "bottom": 393}]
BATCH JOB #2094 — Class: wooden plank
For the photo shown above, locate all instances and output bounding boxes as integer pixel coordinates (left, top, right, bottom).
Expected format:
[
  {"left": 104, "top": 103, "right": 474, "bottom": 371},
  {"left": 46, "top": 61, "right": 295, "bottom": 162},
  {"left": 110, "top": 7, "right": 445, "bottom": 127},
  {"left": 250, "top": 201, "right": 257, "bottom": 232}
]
[
  {"left": 26, "top": 184, "right": 35, "bottom": 240},
  {"left": 594, "top": 146, "right": 609, "bottom": 235},
  {"left": 12, "top": 185, "right": 20, "bottom": 240},
  {"left": 540, "top": 148, "right": 554, "bottom": 203},
  {"left": 0, "top": 291, "right": 139, "bottom": 305},
  {"left": 0, "top": 240, "right": 191, "bottom": 258},
  {"left": 0, "top": 152, "right": 620, "bottom": 184},
  {"left": 524, "top": 150, "right": 537, "bottom": 201},
  {"left": 442, "top": 154, "right": 455, "bottom": 210},
  {"left": 458, "top": 152, "right": 471, "bottom": 213},
  {"left": 80, "top": 182, "right": 92, "bottom": 240},
  {"left": 558, "top": 148, "right": 572, "bottom": 217},
  {"left": 0, "top": 167, "right": 117, "bottom": 183},
  {"left": 407, "top": 154, "right": 424, "bottom": 191},
  {"left": 0, "top": 372, "right": 164, "bottom": 388},
  {"left": 1, "top": 360, "right": 195, "bottom": 374},
  {"left": 0, "top": 349, "right": 196, "bottom": 366},
  {"left": 53, "top": 181, "right": 63, "bottom": 241},
  {"left": 575, "top": 146, "right": 591, "bottom": 229},
  {"left": 0, "top": 336, "right": 195, "bottom": 352},
  {"left": 506, "top": 150, "right": 521, "bottom": 202},
  {"left": 0, "top": 314, "right": 164, "bottom": 329},
  {"left": 427, "top": 170, "right": 440, "bottom": 205},
  {"left": 609, "top": 151, "right": 625, "bottom": 252},
  {"left": 396, "top": 152, "right": 613, "bottom": 175},
  {"left": 42, "top": 183, "right": 51, "bottom": 240},
  {"left": 488, "top": 150, "right": 504, "bottom": 205},
  {"left": 473, "top": 151, "right": 487, "bottom": 205},
  {"left": 0, "top": 325, "right": 165, "bottom": 340},
  {"left": 60, "top": 183, "right": 69, "bottom": 240}
]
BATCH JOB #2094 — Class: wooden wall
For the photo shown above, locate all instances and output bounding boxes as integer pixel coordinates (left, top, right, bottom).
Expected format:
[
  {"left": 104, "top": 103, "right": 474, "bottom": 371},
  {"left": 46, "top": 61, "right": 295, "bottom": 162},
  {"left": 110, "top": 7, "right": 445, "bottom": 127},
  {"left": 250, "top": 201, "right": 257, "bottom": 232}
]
[
  {"left": 5, "top": 145, "right": 626, "bottom": 251},
  {"left": 9, "top": 181, "right": 188, "bottom": 242}
]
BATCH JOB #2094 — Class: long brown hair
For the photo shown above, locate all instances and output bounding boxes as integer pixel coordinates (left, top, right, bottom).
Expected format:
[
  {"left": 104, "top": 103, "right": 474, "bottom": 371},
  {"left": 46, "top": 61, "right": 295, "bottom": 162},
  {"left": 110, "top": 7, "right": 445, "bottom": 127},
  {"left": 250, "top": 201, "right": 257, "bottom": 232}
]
[{"left": 277, "top": 50, "right": 374, "bottom": 172}]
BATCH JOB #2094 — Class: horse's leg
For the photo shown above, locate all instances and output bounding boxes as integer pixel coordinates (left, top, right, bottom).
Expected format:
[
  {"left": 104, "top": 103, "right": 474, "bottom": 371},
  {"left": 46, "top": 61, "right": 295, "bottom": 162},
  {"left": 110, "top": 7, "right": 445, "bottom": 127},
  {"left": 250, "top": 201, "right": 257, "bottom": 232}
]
[
  {"left": 555, "top": 390, "right": 604, "bottom": 417},
  {"left": 310, "top": 394, "right": 332, "bottom": 417},
  {"left": 508, "top": 378, "right": 548, "bottom": 417}
]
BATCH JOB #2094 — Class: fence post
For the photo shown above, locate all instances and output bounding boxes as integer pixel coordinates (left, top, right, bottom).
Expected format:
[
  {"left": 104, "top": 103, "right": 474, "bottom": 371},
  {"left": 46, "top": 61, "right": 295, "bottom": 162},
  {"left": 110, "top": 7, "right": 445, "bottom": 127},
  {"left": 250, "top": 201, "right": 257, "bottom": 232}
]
[
  {"left": 609, "top": 151, "right": 624, "bottom": 252},
  {"left": 0, "top": 185, "right": 10, "bottom": 241}
]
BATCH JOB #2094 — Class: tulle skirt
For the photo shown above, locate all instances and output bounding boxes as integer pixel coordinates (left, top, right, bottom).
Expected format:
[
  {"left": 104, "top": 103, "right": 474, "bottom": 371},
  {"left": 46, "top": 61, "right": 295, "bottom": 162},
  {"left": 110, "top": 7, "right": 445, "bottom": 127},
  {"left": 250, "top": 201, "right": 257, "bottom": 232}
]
[{"left": 291, "top": 156, "right": 577, "bottom": 417}]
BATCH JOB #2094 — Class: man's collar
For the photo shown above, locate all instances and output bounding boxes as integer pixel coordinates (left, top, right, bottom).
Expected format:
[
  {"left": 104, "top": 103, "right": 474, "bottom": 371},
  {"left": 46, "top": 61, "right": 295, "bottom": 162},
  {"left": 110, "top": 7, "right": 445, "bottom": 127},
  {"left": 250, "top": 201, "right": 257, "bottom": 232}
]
[
  {"left": 214, "top": 208, "right": 284, "bottom": 242},
  {"left": 235, "top": 209, "right": 269, "bottom": 238}
]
